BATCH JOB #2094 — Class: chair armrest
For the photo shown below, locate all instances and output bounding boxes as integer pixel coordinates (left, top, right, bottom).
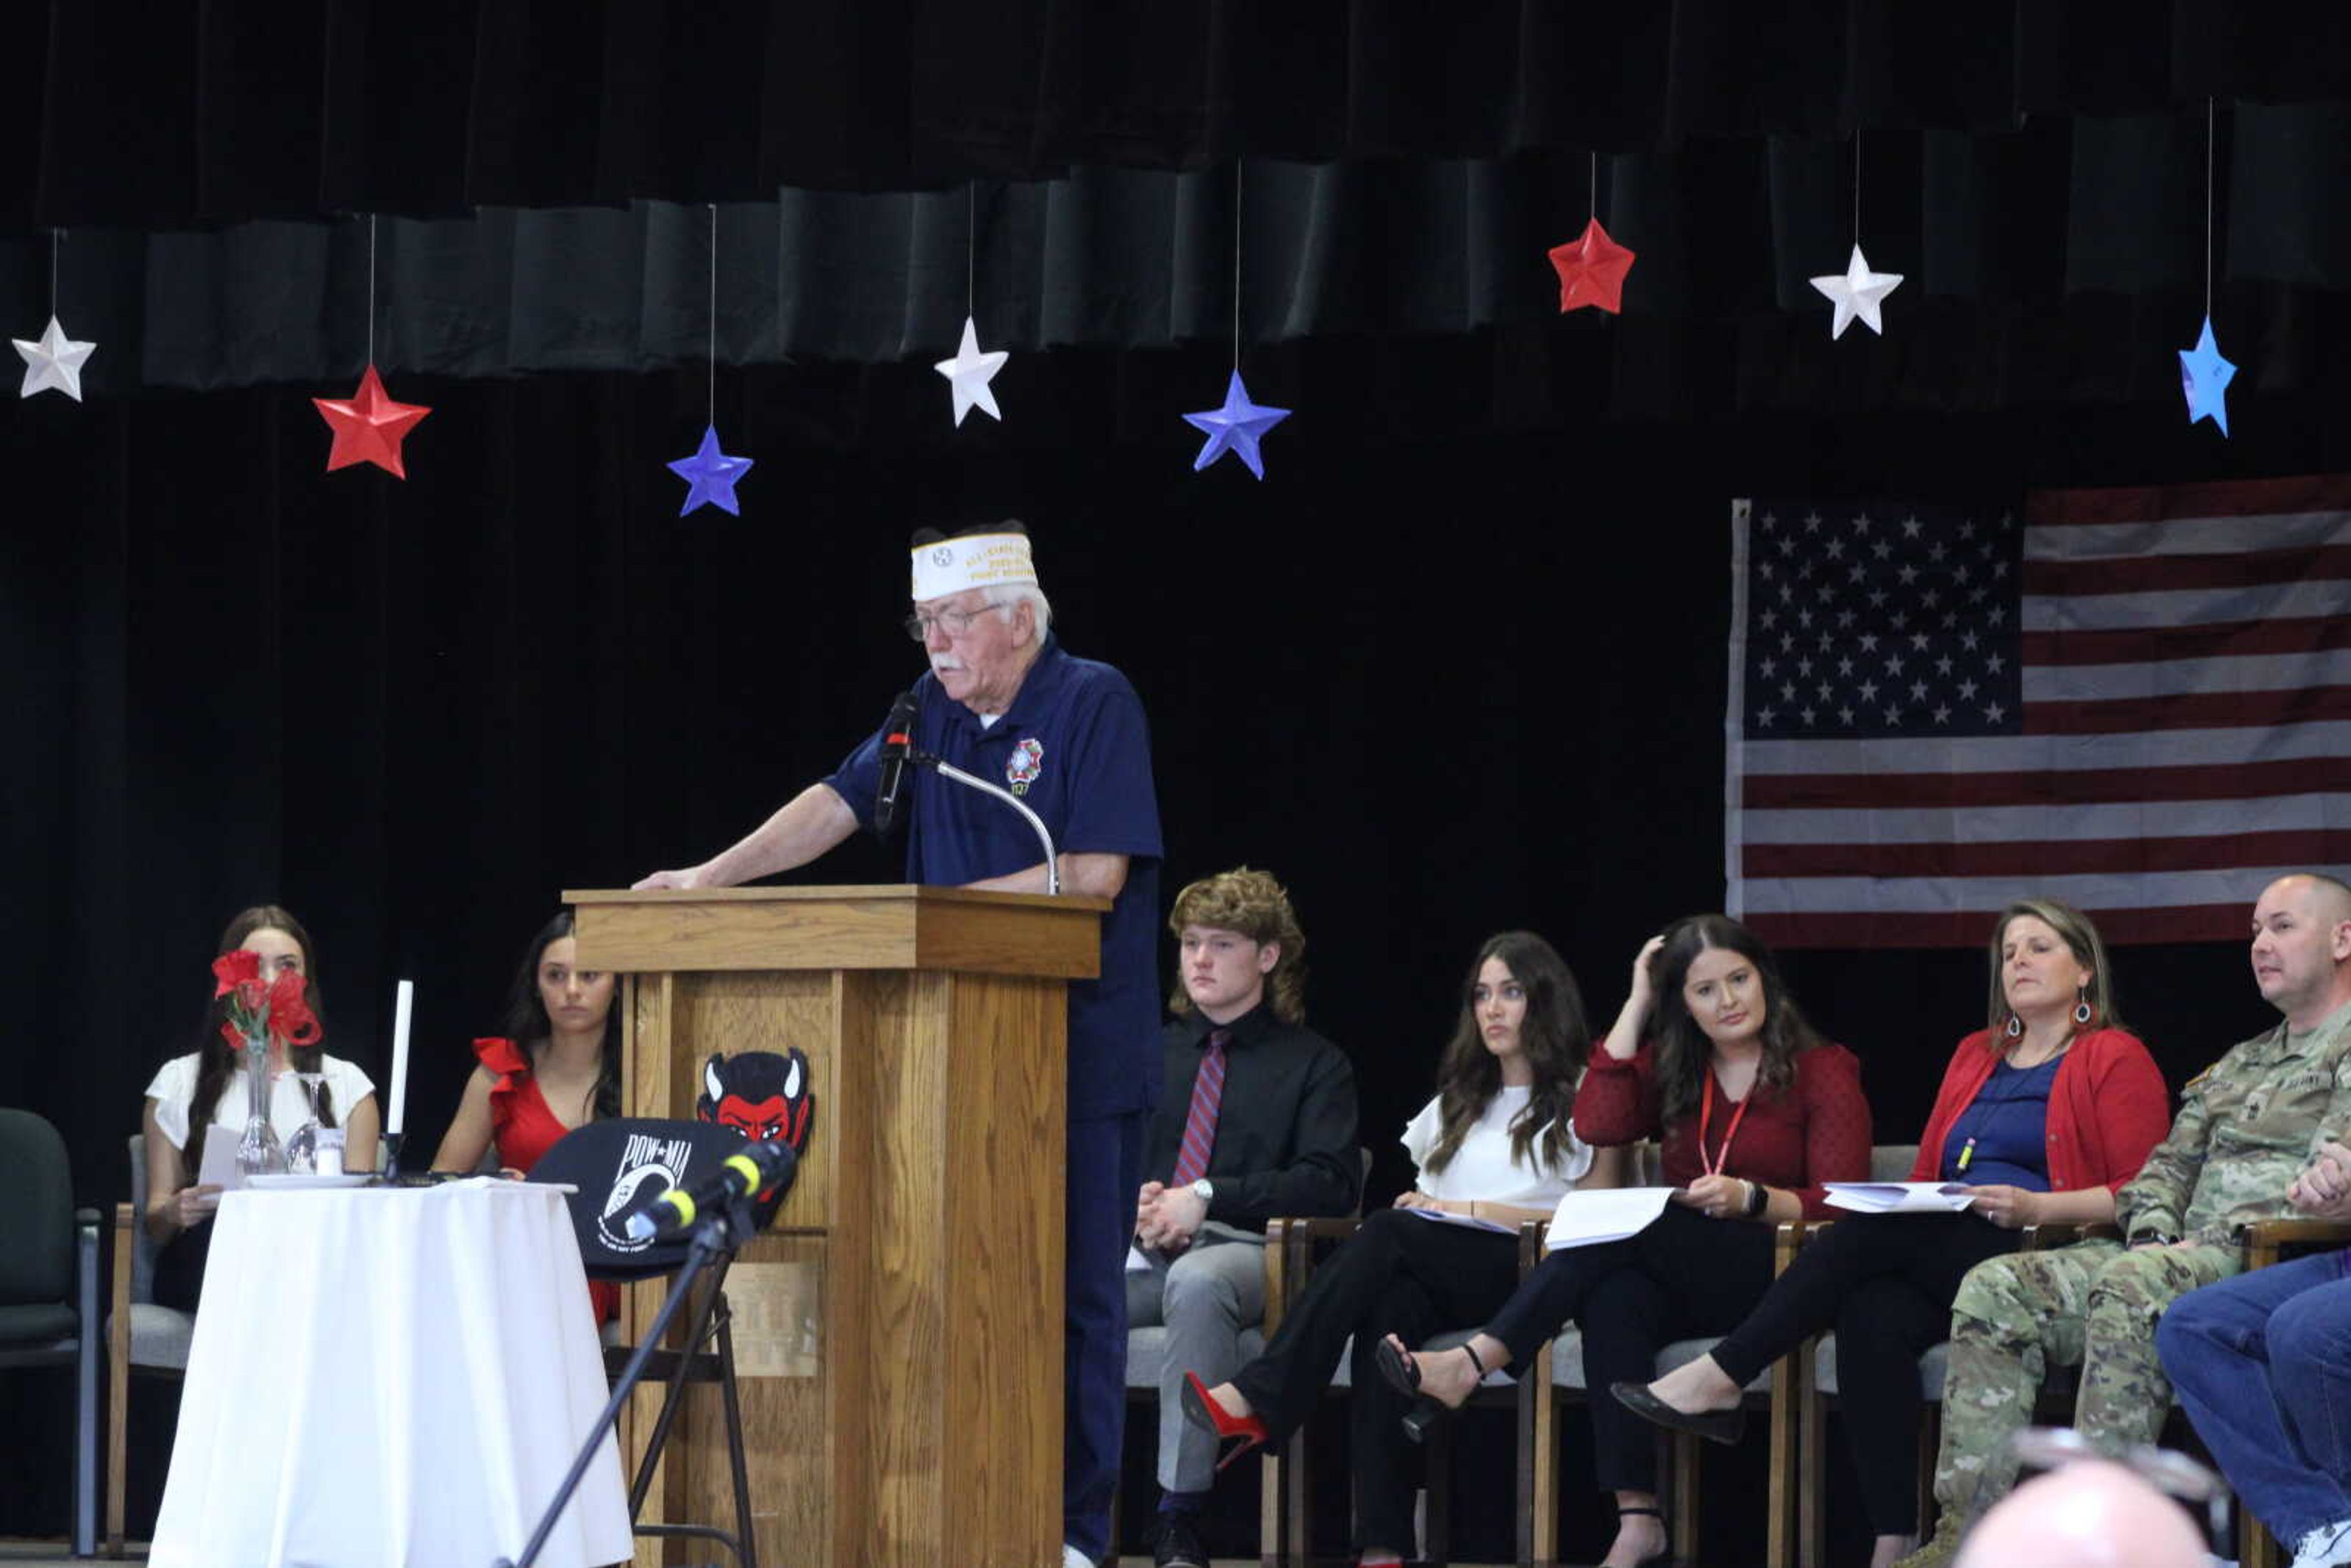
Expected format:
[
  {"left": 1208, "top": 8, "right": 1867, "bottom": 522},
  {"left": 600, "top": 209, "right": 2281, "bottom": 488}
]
[
  {"left": 1773, "top": 1218, "right": 1816, "bottom": 1274},
  {"left": 1262, "top": 1215, "right": 1366, "bottom": 1322},
  {"left": 2243, "top": 1217, "right": 2351, "bottom": 1269},
  {"left": 77, "top": 1206, "right": 102, "bottom": 1229},
  {"left": 109, "top": 1204, "right": 135, "bottom": 1355},
  {"left": 1517, "top": 1218, "right": 1545, "bottom": 1274}
]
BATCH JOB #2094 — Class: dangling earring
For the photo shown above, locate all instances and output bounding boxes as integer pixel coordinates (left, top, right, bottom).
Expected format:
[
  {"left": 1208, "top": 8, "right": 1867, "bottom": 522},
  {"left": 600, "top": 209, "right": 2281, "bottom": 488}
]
[
  {"left": 2075, "top": 986, "right": 2093, "bottom": 1027},
  {"left": 2004, "top": 1012, "right": 2023, "bottom": 1039}
]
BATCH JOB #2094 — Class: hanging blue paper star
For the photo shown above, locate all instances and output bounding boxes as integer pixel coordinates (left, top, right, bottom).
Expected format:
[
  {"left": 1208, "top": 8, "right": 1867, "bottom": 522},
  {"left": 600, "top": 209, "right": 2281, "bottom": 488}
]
[
  {"left": 1182, "top": 370, "right": 1291, "bottom": 480},
  {"left": 666, "top": 424, "right": 755, "bottom": 516},
  {"left": 2178, "top": 315, "right": 2237, "bottom": 437}
]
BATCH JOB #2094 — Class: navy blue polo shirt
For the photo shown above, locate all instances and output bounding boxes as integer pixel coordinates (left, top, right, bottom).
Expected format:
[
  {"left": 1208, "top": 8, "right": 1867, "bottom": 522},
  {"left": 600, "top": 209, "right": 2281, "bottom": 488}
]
[{"left": 824, "top": 636, "right": 1164, "bottom": 1119}]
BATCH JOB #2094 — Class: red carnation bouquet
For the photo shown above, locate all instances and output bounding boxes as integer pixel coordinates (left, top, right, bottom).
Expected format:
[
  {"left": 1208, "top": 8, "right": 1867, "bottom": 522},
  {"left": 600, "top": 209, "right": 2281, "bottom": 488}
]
[{"left": 212, "top": 950, "right": 322, "bottom": 1057}]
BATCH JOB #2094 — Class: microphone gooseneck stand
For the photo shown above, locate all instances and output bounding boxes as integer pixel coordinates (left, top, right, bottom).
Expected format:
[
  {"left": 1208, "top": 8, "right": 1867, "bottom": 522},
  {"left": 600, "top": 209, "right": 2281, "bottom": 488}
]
[
  {"left": 909, "top": 749, "right": 1063, "bottom": 895},
  {"left": 494, "top": 1198, "right": 754, "bottom": 1568}
]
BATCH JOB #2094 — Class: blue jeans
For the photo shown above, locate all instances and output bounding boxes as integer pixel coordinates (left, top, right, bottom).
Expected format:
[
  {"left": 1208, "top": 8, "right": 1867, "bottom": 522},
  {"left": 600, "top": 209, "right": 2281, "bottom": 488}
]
[{"left": 2157, "top": 1249, "right": 2351, "bottom": 1544}]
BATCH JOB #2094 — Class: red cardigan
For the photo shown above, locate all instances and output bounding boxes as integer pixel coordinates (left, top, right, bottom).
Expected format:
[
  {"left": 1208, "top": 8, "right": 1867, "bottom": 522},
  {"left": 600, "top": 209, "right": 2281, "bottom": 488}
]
[
  {"left": 1575, "top": 1041, "right": 1872, "bottom": 1220},
  {"left": 1907, "top": 1026, "right": 2169, "bottom": 1193}
]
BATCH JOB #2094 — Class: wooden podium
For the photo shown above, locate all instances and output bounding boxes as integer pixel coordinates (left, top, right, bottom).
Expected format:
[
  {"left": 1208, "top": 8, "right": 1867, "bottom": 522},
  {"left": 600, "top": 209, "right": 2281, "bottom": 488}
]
[{"left": 566, "top": 885, "right": 1109, "bottom": 1568}]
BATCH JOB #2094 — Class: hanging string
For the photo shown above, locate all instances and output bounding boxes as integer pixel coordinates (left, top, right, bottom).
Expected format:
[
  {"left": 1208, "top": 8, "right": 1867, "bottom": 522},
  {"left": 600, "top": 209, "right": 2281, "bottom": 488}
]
[
  {"left": 1852, "top": 133, "right": 1862, "bottom": 245},
  {"left": 2203, "top": 97, "right": 2216, "bottom": 319},
  {"left": 366, "top": 214, "right": 377, "bottom": 369},
  {"left": 1231, "top": 160, "right": 1243, "bottom": 369},
  {"left": 966, "top": 183, "right": 977, "bottom": 318},
  {"left": 49, "top": 230, "right": 59, "bottom": 317},
  {"left": 707, "top": 203, "right": 718, "bottom": 427},
  {"left": 1589, "top": 150, "right": 1598, "bottom": 223}
]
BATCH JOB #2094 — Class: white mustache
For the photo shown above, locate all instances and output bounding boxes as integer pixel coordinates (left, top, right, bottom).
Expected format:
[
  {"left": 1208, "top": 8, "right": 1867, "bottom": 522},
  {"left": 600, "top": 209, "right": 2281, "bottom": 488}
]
[{"left": 931, "top": 656, "right": 966, "bottom": 673}]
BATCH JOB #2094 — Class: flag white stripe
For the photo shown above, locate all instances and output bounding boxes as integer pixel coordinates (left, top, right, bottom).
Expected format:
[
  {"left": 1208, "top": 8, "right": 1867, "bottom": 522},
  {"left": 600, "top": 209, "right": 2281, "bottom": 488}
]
[
  {"left": 2026, "top": 511, "right": 2351, "bottom": 560},
  {"left": 1739, "top": 867, "right": 2306, "bottom": 915},
  {"left": 2022, "top": 648, "right": 2351, "bottom": 702},
  {"left": 1739, "top": 720, "right": 2351, "bottom": 777},
  {"left": 2022, "top": 580, "right": 2349, "bottom": 632},
  {"left": 1741, "top": 792, "right": 2351, "bottom": 846}
]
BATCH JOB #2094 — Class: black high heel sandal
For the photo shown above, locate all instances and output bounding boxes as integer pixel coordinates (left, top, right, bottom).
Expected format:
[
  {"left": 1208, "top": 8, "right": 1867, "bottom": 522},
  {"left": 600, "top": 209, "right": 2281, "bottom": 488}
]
[
  {"left": 1614, "top": 1504, "right": 1671, "bottom": 1567},
  {"left": 1375, "top": 1336, "right": 1483, "bottom": 1444}
]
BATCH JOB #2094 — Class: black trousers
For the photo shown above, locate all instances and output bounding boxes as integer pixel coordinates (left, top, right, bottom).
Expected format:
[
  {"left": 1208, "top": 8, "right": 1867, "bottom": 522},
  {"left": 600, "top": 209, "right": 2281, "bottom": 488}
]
[
  {"left": 152, "top": 1218, "right": 212, "bottom": 1312},
  {"left": 1711, "top": 1209, "right": 2020, "bottom": 1534},
  {"left": 1485, "top": 1204, "right": 1779, "bottom": 1494},
  {"left": 1228, "top": 1207, "right": 1521, "bottom": 1555}
]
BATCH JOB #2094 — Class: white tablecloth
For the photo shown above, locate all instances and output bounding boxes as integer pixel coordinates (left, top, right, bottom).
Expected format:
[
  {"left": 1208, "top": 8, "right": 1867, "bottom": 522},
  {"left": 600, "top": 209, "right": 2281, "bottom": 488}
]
[{"left": 152, "top": 1182, "right": 631, "bottom": 1568}]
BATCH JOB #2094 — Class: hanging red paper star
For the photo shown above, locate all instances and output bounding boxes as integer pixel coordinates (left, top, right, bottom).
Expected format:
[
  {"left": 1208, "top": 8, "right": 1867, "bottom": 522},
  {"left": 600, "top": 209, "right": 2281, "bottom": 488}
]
[
  {"left": 1545, "top": 217, "right": 1637, "bottom": 314},
  {"left": 312, "top": 364, "right": 431, "bottom": 478}
]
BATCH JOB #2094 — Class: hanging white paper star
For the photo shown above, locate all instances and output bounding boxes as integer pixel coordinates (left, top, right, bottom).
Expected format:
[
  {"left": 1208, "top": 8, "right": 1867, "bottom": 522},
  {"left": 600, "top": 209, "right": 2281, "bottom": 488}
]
[
  {"left": 13, "top": 315, "right": 96, "bottom": 400},
  {"left": 1808, "top": 245, "right": 1904, "bottom": 340},
  {"left": 933, "top": 315, "right": 1008, "bottom": 426}
]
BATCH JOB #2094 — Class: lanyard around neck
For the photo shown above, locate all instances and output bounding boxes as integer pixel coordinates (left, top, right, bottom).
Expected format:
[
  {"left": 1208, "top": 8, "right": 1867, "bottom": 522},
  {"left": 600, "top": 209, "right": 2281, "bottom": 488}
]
[{"left": 1697, "top": 1068, "right": 1753, "bottom": 1179}]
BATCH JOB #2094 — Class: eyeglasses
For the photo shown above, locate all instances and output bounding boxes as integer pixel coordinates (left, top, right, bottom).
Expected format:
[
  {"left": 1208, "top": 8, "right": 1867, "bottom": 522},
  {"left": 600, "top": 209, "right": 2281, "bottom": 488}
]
[
  {"left": 2009, "top": 1427, "right": 2231, "bottom": 1547},
  {"left": 902, "top": 604, "right": 1003, "bottom": 642}
]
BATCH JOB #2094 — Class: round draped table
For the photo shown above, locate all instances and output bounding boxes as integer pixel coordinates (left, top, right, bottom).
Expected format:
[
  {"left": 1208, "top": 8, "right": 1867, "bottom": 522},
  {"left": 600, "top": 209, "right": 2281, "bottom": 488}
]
[{"left": 151, "top": 1180, "right": 631, "bottom": 1568}]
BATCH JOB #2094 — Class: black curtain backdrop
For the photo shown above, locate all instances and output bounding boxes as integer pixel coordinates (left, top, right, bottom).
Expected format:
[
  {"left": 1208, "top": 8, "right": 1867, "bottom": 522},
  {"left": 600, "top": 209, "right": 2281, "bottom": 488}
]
[{"left": 10, "top": 0, "right": 2351, "bottom": 1551}]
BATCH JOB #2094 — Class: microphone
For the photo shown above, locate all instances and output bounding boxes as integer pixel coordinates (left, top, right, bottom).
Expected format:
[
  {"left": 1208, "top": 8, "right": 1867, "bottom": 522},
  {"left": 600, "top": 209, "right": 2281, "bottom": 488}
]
[
  {"left": 623, "top": 1138, "right": 798, "bottom": 1241},
  {"left": 873, "top": 689, "right": 921, "bottom": 837}
]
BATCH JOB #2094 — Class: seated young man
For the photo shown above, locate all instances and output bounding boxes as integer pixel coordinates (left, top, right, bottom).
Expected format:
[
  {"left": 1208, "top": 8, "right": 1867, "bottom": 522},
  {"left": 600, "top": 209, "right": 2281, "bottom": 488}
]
[{"left": 1130, "top": 868, "right": 1359, "bottom": 1568}]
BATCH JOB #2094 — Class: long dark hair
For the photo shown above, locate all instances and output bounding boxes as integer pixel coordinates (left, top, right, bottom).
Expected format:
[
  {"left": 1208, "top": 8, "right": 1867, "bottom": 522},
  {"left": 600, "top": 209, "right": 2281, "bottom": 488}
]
[
  {"left": 499, "top": 911, "right": 623, "bottom": 1125},
  {"left": 1421, "top": 931, "right": 1591, "bottom": 1176},
  {"left": 182, "top": 905, "right": 335, "bottom": 1175},
  {"left": 1648, "top": 914, "right": 1821, "bottom": 1129}
]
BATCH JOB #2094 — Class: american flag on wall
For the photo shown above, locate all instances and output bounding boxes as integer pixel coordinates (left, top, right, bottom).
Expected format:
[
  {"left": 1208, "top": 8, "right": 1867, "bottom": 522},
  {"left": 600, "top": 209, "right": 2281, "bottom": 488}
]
[{"left": 1724, "top": 475, "right": 2351, "bottom": 947}]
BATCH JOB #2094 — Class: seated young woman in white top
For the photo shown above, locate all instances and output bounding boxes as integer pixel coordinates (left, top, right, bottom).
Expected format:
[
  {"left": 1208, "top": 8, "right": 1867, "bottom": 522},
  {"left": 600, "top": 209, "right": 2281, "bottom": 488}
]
[
  {"left": 143, "top": 906, "right": 381, "bottom": 1310},
  {"left": 1177, "top": 930, "right": 1627, "bottom": 1568}
]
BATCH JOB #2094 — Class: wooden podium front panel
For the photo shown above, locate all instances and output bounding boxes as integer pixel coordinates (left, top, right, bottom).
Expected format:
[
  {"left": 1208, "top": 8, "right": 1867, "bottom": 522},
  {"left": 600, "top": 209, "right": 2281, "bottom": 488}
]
[{"left": 618, "top": 961, "right": 1066, "bottom": 1567}]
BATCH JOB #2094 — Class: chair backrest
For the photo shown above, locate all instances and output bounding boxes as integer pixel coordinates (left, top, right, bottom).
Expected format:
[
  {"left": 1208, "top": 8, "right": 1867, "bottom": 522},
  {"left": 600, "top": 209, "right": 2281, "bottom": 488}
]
[
  {"left": 1870, "top": 1143, "right": 1920, "bottom": 1181},
  {"left": 0, "top": 1109, "right": 72, "bottom": 1307},
  {"left": 530, "top": 1117, "right": 793, "bottom": 1281},
  {"left": 125, "top": 1133, "right": 163, "bottom": 1305}
]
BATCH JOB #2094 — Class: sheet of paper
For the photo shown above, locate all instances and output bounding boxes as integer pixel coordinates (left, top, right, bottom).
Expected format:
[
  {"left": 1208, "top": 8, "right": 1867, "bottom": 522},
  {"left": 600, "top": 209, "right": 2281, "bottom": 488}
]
[
  {"left": 1543, "top": 1186, "right": 1676, "bottom": 1250},
  {"left": 1126, "top": 1244, "right": 1154, "bottom": 1274},
  {"left": 1400, "top": 1205, "right": 1515, "bottom": 1236},
  {"left": 195, "top": 1132, "right": 245, "bottom": 1195},
  {"left": 1822, "top": 1180, "right": 1976, "bottom": 1215}
]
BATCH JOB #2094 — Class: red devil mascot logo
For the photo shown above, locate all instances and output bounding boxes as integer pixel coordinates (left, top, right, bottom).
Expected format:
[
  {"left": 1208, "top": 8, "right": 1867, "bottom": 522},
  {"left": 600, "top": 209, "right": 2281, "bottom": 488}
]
[{"left": 695, "top": 1048, "right": 816, "bottom": 1154}]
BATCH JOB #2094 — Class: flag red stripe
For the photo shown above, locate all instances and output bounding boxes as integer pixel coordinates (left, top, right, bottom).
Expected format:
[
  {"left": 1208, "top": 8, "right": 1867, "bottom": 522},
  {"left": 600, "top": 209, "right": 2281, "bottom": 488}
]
[
  {"left": 2023, "top": 543, "right": 2351, "bottom": 598},
  {"left": 2019, "top": 615, "right": 2351, "bottom": 667},
  {"left": 1746, "top": 905, "right": 2252, "bottom": 948},
  {"left": 2027, "top": 473, "right": 2351, "bottom": 527},
  {"left": 1745, "top": 829, "right": 2351, "bottom": 880},
  {"left": 2022, "top": 686, "right": 2351, "bottom": 735},
  {"left": 1743, "top": 754, "right": 2351, "bottom": 811}
]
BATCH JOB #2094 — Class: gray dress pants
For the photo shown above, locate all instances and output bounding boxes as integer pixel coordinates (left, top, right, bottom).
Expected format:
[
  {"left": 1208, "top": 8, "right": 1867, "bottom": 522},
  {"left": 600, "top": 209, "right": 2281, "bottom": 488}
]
[{"left": 1126, "top": 1229, "right": 1269, "bottom": 1495}]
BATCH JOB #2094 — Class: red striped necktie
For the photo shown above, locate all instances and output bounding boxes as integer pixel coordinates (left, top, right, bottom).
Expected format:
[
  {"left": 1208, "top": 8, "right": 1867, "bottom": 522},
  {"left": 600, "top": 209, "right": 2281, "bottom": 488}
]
[{"left": 1170, "top": 1027, "right": 1231, "bottom": 1188}]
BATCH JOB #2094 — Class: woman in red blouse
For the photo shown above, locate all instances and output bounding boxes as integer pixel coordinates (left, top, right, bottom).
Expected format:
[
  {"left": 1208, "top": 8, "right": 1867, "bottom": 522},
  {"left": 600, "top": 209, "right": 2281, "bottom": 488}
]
[
  {"left": 431, "top": 910, "right": 623, "bottom": 1320},
  {"left": 1379, "top": 913, "right": 1872, "bottom": 1568},
  {"left": 1613, "top": 899, "right": 2168, "bottom": 1568}
]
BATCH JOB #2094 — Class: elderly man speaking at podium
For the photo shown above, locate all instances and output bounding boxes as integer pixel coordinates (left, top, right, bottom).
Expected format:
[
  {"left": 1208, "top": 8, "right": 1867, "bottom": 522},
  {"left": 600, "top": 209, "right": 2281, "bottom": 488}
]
[{"left": 634, "top": 520, "right": 1163, "bottom": 1568}]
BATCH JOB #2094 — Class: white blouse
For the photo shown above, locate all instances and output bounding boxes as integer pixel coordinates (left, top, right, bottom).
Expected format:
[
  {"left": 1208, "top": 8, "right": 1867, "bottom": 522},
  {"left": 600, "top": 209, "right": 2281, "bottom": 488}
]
[
  {"left": 146, "top": 1051, "right": 377, "bottom": 1150},
  {"left": 1398, "top": 1084, "right": 1594, "bottom": 1207}
]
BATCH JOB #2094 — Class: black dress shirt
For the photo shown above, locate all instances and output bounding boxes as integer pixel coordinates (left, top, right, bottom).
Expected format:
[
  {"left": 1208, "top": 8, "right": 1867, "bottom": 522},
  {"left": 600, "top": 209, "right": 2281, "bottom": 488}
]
[{"left": 1142, "top": 1002, "right": 1360, "bottom": 1231}]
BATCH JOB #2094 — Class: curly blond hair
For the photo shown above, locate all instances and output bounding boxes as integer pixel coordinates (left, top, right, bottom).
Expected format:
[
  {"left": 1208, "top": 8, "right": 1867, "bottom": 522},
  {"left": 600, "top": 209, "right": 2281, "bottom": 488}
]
[{"left": 1166, "top": 866, "right": 1307, "bottom": 1023}]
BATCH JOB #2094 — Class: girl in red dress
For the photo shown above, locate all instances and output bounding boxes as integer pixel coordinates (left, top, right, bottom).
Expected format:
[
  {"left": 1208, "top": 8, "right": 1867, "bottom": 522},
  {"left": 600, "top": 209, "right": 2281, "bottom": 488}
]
[{"left": 432, "top": 910, "right": 623, "bottom": 1320}]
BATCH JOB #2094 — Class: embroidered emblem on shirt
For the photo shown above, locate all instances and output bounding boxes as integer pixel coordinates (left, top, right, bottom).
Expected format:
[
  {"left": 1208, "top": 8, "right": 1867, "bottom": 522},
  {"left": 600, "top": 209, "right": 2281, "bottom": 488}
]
[{"left": 1007, "top": 737, "right": 1045, "bottom": 796}]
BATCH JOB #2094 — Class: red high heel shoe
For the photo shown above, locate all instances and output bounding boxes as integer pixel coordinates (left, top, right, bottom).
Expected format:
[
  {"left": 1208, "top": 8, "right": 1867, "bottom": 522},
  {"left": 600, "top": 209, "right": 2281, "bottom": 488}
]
[{"left": 1179, "top": 1370, "right": 1270, "bottom": 1472}]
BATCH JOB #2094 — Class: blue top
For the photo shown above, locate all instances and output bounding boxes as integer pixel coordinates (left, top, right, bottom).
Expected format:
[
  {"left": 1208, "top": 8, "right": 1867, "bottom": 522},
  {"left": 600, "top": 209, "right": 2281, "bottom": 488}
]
[
  {"left": 1937, "top": 1053, "right": 2061, "bottom": 1190},
  {"left": 824, "top": 636, "right": 1164, "bottom": 1119}
]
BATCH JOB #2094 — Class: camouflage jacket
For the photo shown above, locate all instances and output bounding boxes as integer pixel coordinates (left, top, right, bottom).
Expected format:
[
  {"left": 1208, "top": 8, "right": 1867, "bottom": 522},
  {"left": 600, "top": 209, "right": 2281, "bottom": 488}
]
[{"left": 2117, "top": 996, "right": 2351, "bottom": 1245}]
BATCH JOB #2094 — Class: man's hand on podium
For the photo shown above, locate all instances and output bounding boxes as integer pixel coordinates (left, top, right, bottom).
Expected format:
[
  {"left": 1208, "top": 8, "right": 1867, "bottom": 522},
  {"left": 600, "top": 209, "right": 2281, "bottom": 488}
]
[{"left": 632, "top": 865, "right": 707, "bottom": 891}]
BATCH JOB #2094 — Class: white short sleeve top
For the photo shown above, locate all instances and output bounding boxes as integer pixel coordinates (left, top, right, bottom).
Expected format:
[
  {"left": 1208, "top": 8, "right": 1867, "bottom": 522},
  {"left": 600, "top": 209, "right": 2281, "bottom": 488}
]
[
  {"left": 145, "top": 1051, "right": 377, "bottom": 1150},
  {"left": 1398, "top": 1083, "right": 1594, "bottom": 1207}
]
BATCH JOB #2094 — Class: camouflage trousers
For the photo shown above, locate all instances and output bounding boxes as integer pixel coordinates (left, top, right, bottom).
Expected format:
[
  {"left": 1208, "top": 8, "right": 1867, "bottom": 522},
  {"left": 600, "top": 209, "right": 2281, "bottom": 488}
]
[{"left": 1931, "top": 1237, "right": 2238, "bottom": 1524}]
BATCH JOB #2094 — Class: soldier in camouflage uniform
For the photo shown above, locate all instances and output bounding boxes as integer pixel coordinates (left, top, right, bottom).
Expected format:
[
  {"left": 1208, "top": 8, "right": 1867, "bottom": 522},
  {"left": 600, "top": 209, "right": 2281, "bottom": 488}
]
[{"left": 1897, "top": 874, "right": 2351, "bottom": 1568}]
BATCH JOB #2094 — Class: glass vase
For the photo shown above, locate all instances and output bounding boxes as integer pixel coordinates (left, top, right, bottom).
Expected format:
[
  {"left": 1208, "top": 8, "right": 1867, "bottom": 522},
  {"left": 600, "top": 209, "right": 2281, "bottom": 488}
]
[{"left": 234, "top": 1033, "right": 284, "bottom": 1177}]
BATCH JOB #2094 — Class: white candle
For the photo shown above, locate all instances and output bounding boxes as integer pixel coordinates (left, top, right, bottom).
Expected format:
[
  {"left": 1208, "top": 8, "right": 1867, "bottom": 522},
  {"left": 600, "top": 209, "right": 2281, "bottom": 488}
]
[{"left": 388, "top": 978, "right": 413, "bottom": 1138}]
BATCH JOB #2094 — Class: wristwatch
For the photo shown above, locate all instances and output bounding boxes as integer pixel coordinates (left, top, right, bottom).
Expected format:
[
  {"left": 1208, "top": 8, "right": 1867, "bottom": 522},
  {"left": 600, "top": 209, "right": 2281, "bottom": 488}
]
[
  {"left": 1191, "top": 1178, "right": 1214, "bottom": 1209},
  {"left": 2131, "top": 1230, "right": 2181, "bottom": 1247}
]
